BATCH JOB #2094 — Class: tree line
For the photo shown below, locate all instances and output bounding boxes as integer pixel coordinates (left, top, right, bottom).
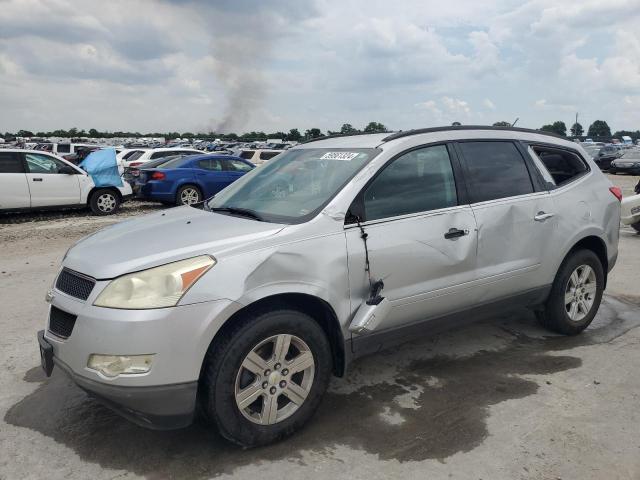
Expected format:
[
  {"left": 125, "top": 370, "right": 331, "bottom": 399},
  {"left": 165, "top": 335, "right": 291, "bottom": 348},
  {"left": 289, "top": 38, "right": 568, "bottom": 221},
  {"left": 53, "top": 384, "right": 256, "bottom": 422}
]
[
  {"left": 2, "top": 122, "right": 389, "bottom": 142},
  {"left": 492, "top": 119, "right": 638, "bottom": 141},
  {"left": 5, "top": 119, "right": 637, "bottom": 143}
]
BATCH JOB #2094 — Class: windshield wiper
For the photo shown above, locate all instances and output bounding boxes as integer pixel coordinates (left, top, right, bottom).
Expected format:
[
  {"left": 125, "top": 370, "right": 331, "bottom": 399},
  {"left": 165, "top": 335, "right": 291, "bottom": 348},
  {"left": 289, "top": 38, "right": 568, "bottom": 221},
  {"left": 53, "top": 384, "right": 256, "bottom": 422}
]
[{"left": 209, "top": 206, "right": 264, "bottom": 221}]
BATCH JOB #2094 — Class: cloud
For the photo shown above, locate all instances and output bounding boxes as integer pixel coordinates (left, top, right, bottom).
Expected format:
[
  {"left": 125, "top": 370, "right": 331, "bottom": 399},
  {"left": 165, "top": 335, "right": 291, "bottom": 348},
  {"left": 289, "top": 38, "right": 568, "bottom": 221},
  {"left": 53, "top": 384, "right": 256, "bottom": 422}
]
[
  {"left": 483, "top": 99, "right": 496, "bottom": 110},
  {"left": 0, "top": 0, "right": 639, "bottom": 133}
]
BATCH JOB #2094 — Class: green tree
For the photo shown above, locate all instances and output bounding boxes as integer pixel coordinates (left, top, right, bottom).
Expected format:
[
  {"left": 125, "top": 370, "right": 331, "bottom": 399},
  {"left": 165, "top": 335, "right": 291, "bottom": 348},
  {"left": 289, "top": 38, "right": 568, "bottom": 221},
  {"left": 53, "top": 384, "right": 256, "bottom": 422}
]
[
  {"left": 363, "top": 121, "right": 388, "bottom": 133},
  {"left": 570, "top": 122, "right": 583, "bottom": 137},
  {"left": 587, "top": 120, "right": 611, "bottom": 138},
  {"left": 287, "top": 128, "right": 301, "bottom": 141},
  {"left": 540, "top": 121, "right": 567, "bottom": 136},
  {"left": 492, "top": 121, "right": 511, "bottom": 127},
  {"left": 340, "top": 123, "right": 359, "bottom": 134},
  {"left": 16, "top": 129, "right": 34, "bottom": 137},
  {"left": 305, "top": 128, "right": 323, "bottom": 139}
]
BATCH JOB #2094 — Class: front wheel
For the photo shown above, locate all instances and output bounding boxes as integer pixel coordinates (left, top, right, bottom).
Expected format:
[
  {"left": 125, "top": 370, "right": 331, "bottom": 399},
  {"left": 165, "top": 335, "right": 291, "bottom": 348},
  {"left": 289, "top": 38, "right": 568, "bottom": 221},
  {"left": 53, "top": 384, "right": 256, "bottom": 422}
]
[
  {"left": 89, "top": 189, "right": 121, "bottom": 215},
  {"left": 631, "top": 221, "right": 640, "bottom": 233},
  {"left": 537, "top": 249, "right": 604, "bottom": 335},
  {"left": 201, "top": 308, "right": 332, "bottom": 447}
]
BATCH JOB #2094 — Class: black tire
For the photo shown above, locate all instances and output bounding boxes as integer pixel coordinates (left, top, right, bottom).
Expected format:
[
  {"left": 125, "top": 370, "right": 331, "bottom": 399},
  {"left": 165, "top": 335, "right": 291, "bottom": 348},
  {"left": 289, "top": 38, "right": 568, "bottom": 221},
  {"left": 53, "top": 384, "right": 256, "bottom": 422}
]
[
  {"left": 201, "top": 308, "right": 332, "bottom": 447},
  {"left": 89, "top": 188, "right": 121, "bottom": 216},
  {"left": 537, "top": 249, "right": 604, "bottom": 335},
  {"left": 631, "top": 221, "right": 640, "bottom": 233},
  {"left": 176, "top": 184, "right": 202, "bottom": 206}
]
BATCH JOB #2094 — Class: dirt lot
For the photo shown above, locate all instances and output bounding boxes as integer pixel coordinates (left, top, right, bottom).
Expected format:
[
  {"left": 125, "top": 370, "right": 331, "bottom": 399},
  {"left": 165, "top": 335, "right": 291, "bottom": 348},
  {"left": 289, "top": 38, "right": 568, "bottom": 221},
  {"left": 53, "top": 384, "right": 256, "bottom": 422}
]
[{"left": 1, "top": 175, "right": 639, "bottom": 480}]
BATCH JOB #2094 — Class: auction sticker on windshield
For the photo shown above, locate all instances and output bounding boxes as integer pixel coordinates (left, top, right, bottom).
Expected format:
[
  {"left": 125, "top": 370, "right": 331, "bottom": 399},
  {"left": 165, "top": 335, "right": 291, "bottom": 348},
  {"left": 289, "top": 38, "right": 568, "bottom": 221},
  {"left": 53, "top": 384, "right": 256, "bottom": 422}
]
[{"left": 320, "top": 152, "right": 360, "bottom": 161}]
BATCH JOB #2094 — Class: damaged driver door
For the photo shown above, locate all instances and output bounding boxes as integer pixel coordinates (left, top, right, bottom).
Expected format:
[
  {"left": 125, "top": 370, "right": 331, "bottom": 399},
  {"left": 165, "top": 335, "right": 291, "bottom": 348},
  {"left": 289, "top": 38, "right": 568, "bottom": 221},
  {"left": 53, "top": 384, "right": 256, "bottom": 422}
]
[{"left": 345, "top": 143, "right": 479, "bottom": 334}]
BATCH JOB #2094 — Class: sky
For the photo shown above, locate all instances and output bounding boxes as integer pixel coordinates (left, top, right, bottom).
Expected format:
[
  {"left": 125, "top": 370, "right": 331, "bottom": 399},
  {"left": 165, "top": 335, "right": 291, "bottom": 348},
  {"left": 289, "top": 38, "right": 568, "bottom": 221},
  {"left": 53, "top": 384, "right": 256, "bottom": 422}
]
[{"left": 1, "top": 0, "right": 640, "bottom": 134}]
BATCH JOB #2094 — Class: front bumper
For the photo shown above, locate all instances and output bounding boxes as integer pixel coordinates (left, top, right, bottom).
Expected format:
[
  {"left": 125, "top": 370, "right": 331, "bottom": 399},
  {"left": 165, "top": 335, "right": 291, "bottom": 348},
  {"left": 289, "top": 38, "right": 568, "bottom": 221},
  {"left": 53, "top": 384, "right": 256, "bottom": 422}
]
[
  {"left": 39, "top": 330, "right": 197, "bottom": 429},
  {"left": 40, "top": 287, "right": 241, "bottom": 429}
]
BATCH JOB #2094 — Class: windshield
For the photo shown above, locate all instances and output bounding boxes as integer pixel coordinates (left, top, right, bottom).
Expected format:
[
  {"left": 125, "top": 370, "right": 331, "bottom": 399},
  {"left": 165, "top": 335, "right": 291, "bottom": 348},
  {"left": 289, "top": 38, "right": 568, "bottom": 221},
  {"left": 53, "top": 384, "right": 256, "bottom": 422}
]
[{"left": 208, "top": 148, "right": 380, "bottom": 223}]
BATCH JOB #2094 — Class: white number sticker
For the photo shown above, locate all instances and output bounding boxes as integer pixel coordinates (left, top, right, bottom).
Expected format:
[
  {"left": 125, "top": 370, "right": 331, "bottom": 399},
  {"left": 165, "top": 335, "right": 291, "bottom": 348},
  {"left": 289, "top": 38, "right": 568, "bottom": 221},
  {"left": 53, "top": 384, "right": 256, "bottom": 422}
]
[{"left": 320, "top": 152, "right": 360, "bottom": 161}]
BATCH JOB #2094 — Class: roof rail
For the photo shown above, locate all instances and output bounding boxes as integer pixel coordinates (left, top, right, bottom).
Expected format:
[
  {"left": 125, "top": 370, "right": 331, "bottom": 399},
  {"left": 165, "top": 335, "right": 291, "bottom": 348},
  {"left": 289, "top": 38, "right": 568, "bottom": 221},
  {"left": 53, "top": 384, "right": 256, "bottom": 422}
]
[
  {"left": 299, "top": 131, "right": 389, "bottom": 145},
  {"left": 382, "top": 125, "right": 567, "bottom": 142}
]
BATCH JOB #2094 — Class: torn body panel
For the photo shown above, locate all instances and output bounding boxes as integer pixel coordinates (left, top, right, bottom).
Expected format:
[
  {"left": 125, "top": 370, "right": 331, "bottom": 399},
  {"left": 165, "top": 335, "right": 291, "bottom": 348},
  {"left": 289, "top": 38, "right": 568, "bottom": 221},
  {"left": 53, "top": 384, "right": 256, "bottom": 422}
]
[{"left": 345, "top": 205, "right": 479, "bottom": 332}]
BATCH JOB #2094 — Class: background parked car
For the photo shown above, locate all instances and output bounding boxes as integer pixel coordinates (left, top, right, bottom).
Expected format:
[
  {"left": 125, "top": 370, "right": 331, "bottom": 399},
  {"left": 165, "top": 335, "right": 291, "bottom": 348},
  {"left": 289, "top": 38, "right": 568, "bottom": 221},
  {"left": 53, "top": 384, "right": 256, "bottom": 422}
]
[
  {"left": 608, "top": 151, "right": 640, "bottom": 175},
  {"left": 0, "top": 149, "right": 131, "bottom": 215},
  {"left": 586, "top": 145, "right": 621, "bottom": 170},
  {"left": 126, "top": 154, "right": 198, "bottom": 193},
  {"left": 123, "top": 147, "right": 203, "bottom": 168},
  {"left": 237, "top": 149, "right": 283, "bottom": 166},
  {"left": 137, "top": 154, "right": 254, "bottom": 205}
]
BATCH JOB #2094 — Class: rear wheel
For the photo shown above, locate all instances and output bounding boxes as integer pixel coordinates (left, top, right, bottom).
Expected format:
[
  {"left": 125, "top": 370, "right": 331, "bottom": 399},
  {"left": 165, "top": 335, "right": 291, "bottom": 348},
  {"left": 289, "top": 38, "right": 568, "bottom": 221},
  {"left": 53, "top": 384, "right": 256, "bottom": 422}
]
[
  {"left": 89, "top": 189, "right": 121, "bottom": 215},
  {"left": 176, "top": 185, "right": 202, "bottom": 206},
  {"left": 537, "top": 249, "right": 604, "bottom": 335},
  {"left": 631, "top": 221, "right": 640, "bottom": 233},
  {"left": 201, "top": 308, "right": 332, "bottom": 447}
]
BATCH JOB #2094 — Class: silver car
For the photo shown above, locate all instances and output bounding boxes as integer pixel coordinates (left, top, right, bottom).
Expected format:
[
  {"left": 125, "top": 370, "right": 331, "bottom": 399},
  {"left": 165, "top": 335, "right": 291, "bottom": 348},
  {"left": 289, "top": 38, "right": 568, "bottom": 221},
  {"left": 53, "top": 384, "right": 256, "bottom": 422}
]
[{"left": 38, "top": 126, "right": 620, "bottom": 446}]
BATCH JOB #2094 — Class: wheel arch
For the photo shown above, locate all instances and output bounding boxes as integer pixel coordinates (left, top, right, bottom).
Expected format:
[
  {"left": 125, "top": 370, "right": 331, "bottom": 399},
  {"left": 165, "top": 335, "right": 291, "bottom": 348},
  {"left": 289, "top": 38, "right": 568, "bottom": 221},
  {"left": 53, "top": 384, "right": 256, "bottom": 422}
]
[
  {"left": 564, "top": 235, "right": 608, "bottom": 286},
  {"left": 202, "top": 293, "right": 347, "bottom": 379},
  {"left": 87, "top": 185, "right": 122, "bottom": 204},
  {"left": 175, "top": 181, "right": 203, "bottom": 197}
]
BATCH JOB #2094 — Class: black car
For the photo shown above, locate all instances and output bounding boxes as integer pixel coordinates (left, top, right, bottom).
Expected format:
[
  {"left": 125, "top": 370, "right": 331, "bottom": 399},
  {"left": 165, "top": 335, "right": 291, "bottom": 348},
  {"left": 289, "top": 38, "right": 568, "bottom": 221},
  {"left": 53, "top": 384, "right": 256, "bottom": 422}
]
[
  {"left": 609, "top": 153, "right": 640, "bottom": 175},
  {"left": 591, "top": 145, "right": 621, "bottom": 170}
]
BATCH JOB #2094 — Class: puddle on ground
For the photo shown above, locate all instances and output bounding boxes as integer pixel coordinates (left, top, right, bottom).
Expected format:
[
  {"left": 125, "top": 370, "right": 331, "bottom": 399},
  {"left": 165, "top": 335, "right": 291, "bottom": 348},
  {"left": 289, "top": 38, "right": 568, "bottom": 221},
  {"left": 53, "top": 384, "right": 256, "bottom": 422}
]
[{"left": 5, "top": 296, "right": 640, "bottom": 478}]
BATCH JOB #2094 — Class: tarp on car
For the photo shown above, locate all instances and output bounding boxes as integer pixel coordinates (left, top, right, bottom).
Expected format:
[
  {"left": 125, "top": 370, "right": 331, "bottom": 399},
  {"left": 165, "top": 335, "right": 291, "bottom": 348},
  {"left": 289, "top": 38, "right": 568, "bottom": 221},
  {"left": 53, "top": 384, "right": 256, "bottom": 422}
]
[{"left": 79, "top": 148, "right": 123, "bottom": 187}]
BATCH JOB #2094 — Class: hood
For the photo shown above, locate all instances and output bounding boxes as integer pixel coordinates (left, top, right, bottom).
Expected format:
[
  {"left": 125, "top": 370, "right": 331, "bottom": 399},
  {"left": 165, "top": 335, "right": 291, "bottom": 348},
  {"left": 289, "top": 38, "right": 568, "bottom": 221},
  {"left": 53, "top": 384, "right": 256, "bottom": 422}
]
[{"left": 64, "top": 206, "right": 285, "bottom": 279}]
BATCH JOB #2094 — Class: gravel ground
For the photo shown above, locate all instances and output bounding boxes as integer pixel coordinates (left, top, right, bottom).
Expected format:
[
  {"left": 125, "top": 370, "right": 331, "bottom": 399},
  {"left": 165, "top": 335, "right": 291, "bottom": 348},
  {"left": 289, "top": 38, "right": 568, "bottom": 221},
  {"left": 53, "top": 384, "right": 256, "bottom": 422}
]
[{"left": 1, "top": 175, "right": 639, "bottom": 480}]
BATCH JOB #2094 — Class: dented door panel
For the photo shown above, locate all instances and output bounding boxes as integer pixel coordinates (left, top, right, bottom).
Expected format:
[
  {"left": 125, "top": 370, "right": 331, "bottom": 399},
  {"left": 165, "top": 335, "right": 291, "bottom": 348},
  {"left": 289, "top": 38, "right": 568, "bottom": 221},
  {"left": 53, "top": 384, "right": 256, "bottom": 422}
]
[
  {"left": 345, "top": 205, "right": 479, "bottom": 331},
  {"left": 470, "top": 192, "right": 557, "bottom": 302}
]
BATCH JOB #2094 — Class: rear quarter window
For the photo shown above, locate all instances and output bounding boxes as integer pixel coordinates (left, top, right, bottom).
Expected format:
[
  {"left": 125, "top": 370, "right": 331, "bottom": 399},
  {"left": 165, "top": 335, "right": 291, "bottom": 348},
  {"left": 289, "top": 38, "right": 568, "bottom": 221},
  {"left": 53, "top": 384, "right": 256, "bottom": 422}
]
[{"left": 530, "top": 146, "right": 589, "bottom": 187}]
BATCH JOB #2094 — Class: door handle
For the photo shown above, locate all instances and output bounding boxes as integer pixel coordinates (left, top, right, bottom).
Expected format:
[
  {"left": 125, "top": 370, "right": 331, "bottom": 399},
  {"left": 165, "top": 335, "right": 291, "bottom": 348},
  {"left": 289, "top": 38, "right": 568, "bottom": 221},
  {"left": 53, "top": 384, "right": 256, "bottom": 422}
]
[
  {"left": 32, "top": 178, "right": 43, "bottom": 182},
  {"left": 444, "top": 227, "right": 469, "bottom": 239},
  {"left": 534, "top": 211, "right": 554, "bottom": 222}
]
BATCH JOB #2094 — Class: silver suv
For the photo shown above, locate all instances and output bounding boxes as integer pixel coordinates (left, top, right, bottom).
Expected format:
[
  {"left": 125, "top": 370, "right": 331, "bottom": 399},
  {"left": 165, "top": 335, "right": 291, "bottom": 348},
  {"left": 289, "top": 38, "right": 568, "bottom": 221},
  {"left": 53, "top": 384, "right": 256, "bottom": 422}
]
[{"left": 38, "top": 126, "right": 620, "bottom": 446}]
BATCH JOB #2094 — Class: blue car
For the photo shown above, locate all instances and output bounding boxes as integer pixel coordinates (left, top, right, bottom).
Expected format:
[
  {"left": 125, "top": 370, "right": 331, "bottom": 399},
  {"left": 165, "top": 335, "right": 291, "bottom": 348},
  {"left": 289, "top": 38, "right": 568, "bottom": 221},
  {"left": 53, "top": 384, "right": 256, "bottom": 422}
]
[{"left": 137, "top": 154, "right": 254, "bottom": 206}]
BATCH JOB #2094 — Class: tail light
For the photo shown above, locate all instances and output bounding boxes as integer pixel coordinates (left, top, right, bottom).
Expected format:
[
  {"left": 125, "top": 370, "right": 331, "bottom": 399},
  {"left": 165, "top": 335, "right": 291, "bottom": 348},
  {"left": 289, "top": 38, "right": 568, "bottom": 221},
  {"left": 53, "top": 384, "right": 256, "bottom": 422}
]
[
  {"left": 151, "top": 171, "right": 166, "bottom": 180},
  {"left": 129, "top": 162, "right": 143, "bottom": 167},
  {"left": 609, "top": 186, "right": 622, "bottom": 202}
]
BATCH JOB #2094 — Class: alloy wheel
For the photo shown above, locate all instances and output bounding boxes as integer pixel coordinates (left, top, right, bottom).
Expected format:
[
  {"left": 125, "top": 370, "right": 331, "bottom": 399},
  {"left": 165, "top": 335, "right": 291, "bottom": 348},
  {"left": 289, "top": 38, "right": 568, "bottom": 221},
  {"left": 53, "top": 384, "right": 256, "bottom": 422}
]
[
  {"left": 564, "top": 264, "right": 597, "bottom": 322},
  {"left": 234, "top": 334, "right": 315, "bottom": 425},
  {"left": 180, "top": 187, "right": 200, "bottom": 205}
]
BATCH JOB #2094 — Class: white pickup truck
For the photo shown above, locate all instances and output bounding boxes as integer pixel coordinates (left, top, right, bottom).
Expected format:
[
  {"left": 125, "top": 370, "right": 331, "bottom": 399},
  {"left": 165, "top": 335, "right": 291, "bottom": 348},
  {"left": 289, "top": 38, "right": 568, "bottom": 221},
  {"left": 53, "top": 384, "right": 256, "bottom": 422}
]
[{"left": 0, "top": 149, "right": 132, "bottom": 215}]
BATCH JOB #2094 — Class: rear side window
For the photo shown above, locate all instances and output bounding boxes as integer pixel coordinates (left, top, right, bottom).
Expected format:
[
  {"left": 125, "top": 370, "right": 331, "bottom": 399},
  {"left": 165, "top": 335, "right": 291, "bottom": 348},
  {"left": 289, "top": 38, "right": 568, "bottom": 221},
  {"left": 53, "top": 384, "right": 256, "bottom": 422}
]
[
  {"left": 0, "top": 153, "right": 23, "bottom": 173},
  {"left": 150, "top": 151, "right": 174, "bottom": 160},
  {"left": 530, "top": 146, "right": 588, "bottom": 187},
  {"left": 224, "top": 159, "right": 253, "bottom": 172},
  {"left": 458, "top": 141, "right": 533, "bottom": 203},
  {"left": 259, "top": 151, "right": 280, "bottom": 161},
  {"left": 197, "top": 159, "right": 222, "bottom": 171},
  {"left": 364, "top": 144, "right": 458, "bottom": 221},
  {"left": 239, "top": 150, "right": 255, "bottom": 160},
  {"left": 123, "top": 150, "right": 143, "bottom": 160},
  {"left": 127, "top": 151, "right": 144, "bottom": 161}
]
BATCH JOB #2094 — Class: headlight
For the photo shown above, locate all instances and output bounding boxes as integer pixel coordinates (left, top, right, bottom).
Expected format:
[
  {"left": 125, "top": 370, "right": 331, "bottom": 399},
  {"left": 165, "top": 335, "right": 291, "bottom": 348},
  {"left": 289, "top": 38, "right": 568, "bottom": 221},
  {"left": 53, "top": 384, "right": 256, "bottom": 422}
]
[{"left": 94, "top": 255, "right": 215, "bottom": 309}]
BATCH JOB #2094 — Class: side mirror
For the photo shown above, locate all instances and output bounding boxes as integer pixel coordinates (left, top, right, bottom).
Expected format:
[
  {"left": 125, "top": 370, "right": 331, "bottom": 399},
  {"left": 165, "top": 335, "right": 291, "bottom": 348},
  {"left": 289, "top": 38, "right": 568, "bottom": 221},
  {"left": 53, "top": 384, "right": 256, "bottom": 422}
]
[{"left": 59, "top": 165, "right": 77, "bottom": 174}]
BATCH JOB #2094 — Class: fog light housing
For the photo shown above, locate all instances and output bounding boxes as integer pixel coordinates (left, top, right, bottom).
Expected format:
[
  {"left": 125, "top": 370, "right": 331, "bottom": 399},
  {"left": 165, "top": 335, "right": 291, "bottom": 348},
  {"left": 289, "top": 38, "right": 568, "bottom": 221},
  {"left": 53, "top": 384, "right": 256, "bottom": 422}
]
[{"left": 87, "top": 354, "right": 154, "bottom": 378}]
